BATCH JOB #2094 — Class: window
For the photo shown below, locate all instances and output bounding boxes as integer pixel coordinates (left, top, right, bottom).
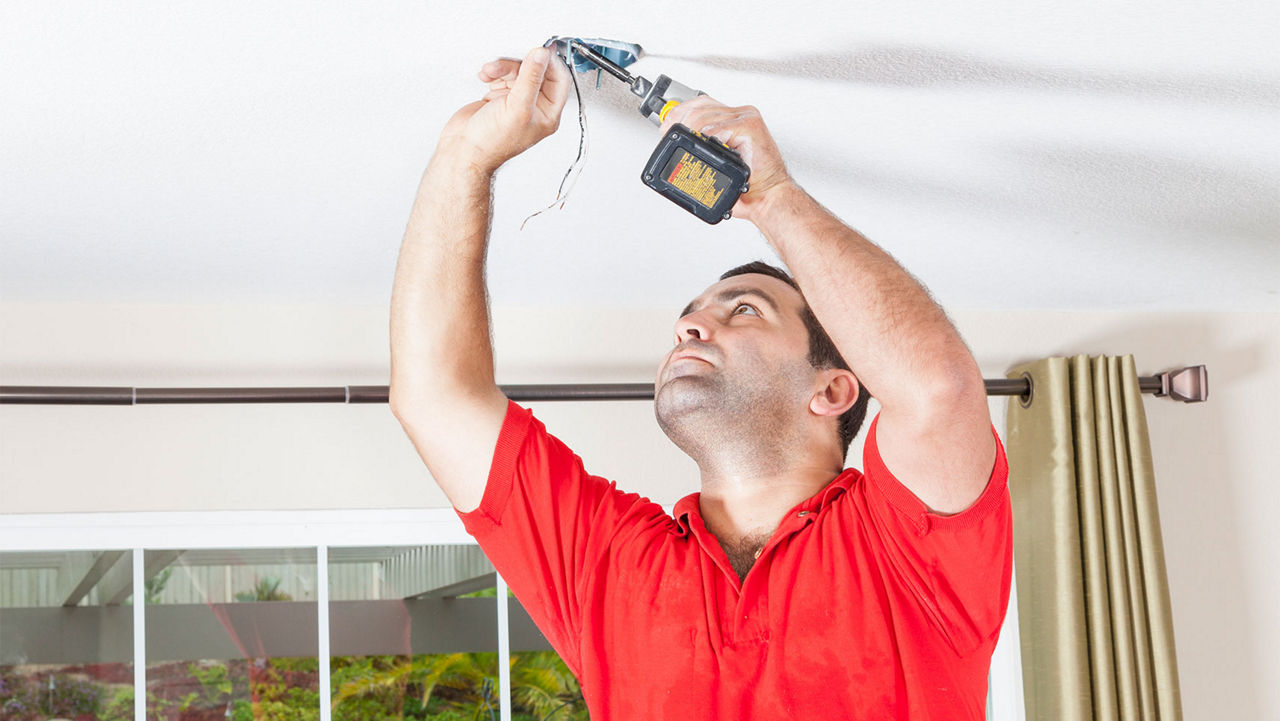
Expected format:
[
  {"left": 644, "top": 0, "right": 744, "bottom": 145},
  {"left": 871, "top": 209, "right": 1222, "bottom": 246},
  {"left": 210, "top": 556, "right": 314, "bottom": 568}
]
[
  {"left": 0, "top": 549, "right": 134, "bottom": 721},
  {"left": 0, "top": 509, "right": 1021, "bottom": 720},
  {"left": 145, "top": 547, "right": 319, "bottom": 721},
  {"left": 0, "top": 510, "right": 587, "bottom": 721},
  {"left": 328, "top": 544, "right": 504, "bottom": 720}
]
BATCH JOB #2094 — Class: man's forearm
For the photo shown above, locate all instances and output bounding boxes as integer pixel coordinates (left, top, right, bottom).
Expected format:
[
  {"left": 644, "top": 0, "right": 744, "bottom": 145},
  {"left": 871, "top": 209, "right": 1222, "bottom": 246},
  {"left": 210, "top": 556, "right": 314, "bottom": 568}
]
[
  {"left": 387, "top": 48, "right": 570, "bottom": 511},
  {"left": 752, "top": 183, "right": 983, "bottom": 411},
  {"left": 390, "top": 151, "right": 498, "bottom": 406}
]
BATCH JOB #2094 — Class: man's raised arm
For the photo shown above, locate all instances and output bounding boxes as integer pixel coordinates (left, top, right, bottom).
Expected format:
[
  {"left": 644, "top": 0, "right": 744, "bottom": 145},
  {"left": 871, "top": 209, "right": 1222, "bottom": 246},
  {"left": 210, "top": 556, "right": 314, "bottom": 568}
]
[
  {"left": 389, "top": 47, "right": 570, "bottom": 513},
  {"left": 663, "top": 99, "right": 996, "bottom": 515}
]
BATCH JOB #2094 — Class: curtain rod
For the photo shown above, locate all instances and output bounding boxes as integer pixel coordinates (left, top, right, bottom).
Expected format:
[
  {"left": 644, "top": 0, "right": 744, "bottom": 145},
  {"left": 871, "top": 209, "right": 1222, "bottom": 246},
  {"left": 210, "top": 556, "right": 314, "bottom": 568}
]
[{"left": 0, "top": 366, "right": 1207, "bottom": 405}]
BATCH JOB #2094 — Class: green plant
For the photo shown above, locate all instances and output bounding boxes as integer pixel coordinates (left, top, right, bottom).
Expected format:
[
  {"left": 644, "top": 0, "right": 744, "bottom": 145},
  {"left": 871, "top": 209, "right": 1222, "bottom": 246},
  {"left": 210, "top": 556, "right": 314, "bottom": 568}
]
[
  {"left": 0, "top": 669, "right": 37, "bottom": 721},
  {"left": 246, "top": 698, "right": 319, "bottom": 721},
  {"left": 149, "top": 690, "right": 175, "bottom": 721},
  {"left": 271, "top": 657, "right": 319, "bottom": 673},
  {"left": 331, "top": 652, "right": 586, "bottom": 721},
  {"left": 189, "top": 661, "right": 234, "bottom": 705},
  {"left": 509, "top": 653, "right": 587, "bottom": 721},
  {"left": 8, "top": 674, "right": 105, "bottom": 719},
  {"left": 102, "top": 686, "right": 134, "bottom": 721},
  {"left": 242, "top": 658, "right": 320, "bottom": 721},
  {"left": 146, "top": 566, "right": 174, "bottom": 604},
  {"left": 458, "top": 587, "right": 515, "bottom": 598},
  {"left": 235, "top": 576, "right": 293, "bottom": 602}
]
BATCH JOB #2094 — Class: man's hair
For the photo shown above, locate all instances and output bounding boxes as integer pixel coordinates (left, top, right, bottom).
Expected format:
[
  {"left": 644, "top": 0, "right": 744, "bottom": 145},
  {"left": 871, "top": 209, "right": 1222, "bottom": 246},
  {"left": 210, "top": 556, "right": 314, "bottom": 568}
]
[{"left": 719, "top": 261, "right": 871, "bottom": 457}]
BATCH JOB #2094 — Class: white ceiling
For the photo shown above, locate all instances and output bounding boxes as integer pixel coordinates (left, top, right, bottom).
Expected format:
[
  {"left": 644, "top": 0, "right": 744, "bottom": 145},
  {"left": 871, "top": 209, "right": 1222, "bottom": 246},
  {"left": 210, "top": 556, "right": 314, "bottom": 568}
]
[{"left": 1, "top": 1, "right": 1276, "bottom": 312}]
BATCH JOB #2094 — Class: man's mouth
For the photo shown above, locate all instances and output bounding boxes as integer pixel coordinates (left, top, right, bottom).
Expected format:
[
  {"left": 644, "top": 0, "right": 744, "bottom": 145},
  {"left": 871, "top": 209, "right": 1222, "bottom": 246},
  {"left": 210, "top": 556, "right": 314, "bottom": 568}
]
[
  {"left": 661, "top": 351, "right": 717, "bottom": 386},
  {"left": 671, "top": 353, "right": 709, "bottom": 365},
  {"left": 668, "top": 342, "right": 716, "bottom": 367}
]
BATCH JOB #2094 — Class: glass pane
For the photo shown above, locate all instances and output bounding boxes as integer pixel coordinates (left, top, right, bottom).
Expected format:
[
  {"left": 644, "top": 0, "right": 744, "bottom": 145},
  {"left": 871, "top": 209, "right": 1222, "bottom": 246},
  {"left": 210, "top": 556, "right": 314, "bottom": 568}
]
[
  {"left": 144, "top": 548, "right": 318, "bottom": 721},
  {"left": 0, "top": 549, "right": 134, "bottom": 721},
  {"left": 509, "top": 596, "right": 588, "bottom": 720},
  {"left": 507, "top": 651, "right": 588, "bottom": 721},
  {"left": 328, "top": 545, "right": 503, "bottom": 720}
]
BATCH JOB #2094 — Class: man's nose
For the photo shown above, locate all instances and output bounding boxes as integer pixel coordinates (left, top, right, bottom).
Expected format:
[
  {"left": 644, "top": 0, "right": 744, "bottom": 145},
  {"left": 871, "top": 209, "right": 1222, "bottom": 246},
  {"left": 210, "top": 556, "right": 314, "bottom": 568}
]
[{"left": 674, "top": 310, "right": 713, "bottom": 343}]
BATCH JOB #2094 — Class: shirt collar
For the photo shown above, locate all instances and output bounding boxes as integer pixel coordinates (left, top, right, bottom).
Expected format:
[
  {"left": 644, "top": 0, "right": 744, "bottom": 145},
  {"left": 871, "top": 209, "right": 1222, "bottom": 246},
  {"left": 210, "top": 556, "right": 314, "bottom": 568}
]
[{"left": 673, "top": 468, "right": 860, "bottom": 535}]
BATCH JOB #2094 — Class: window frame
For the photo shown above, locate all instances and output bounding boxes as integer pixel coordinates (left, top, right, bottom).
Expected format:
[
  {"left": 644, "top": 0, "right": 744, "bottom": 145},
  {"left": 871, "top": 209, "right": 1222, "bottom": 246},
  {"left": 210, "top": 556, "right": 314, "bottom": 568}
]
[
  {"left": 0, "top": 507, "right": 1024, "bottom": 721},
  {"left": 0, "top": 509, "right": 502, "bottom": 721}
]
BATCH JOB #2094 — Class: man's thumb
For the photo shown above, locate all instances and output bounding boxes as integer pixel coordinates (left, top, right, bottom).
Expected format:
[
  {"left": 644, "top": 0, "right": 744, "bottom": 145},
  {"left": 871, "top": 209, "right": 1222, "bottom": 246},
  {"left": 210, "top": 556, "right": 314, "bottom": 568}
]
[{"left": 511, "top": 47, "right": 552, "bottom": 110}]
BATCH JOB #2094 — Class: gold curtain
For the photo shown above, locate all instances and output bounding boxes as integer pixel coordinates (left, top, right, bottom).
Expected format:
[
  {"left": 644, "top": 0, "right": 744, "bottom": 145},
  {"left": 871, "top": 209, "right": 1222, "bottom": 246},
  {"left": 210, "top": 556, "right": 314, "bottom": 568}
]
[{"left": 1005, "top": 355, "right": 1182, "bottom": 721}]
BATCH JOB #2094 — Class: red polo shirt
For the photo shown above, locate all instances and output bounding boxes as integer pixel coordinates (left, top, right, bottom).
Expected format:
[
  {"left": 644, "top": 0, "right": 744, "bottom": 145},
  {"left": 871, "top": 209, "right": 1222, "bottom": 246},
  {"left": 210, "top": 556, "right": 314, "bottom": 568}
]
[{"left": 457, "top": 401, "right": 1012, "bottom": 720}]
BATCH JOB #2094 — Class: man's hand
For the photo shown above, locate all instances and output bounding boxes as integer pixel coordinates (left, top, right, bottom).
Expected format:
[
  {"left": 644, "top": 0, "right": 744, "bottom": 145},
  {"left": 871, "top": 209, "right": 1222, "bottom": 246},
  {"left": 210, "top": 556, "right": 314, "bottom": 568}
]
[
  {"left": 438, "top": 46, "right": 572, "bottom": 174},
  {"left": 658, "top": 96, "right": 794, "bottom": 223}
]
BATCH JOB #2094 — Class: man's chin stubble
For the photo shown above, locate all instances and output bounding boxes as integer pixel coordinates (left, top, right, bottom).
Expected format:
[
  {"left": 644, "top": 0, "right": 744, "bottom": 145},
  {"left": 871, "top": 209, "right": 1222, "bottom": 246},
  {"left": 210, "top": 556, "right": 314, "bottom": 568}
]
[{"left": 654, "top": 377, "right": 718, "bottom": 437}]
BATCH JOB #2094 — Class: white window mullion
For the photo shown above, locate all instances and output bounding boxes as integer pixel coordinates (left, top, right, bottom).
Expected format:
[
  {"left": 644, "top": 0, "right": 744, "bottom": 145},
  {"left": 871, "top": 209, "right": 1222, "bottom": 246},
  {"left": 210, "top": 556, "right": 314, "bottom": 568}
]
[
  {"left": 317, "top": 545, "right": 332, "bottom": 721},
  {"left": 497, "top": 572, "right": 511, "bottom": 721},
  {"left": 132, "top": 548, "right": 146, "bottom": 721}
]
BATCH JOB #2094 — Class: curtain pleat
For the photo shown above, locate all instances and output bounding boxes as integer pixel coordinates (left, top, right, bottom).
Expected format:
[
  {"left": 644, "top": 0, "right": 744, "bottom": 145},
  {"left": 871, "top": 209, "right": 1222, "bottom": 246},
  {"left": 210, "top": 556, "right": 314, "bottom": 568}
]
[{"left": 1007, "top": 355, "right": 1182, "bottom": 721}]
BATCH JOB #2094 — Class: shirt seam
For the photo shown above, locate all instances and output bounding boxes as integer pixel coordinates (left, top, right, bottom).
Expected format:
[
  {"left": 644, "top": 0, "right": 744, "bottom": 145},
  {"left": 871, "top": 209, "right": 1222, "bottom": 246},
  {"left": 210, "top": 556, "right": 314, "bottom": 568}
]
[{"left": 459, "top": 399, "right": 533, "bottom": 527}]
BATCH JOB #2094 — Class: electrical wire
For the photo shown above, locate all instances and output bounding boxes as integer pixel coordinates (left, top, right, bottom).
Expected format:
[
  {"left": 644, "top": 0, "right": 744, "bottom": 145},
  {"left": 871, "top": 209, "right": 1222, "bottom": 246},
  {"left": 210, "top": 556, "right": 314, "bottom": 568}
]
[{"left": 520, "top": 46, "right": 589, "bottom": 230}]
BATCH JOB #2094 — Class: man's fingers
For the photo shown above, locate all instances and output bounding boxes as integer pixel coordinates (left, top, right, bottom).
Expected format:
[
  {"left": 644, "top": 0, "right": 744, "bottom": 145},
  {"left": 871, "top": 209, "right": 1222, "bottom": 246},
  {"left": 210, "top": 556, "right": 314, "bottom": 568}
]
[
  {"left": 538, "top": 51, "right": 572, "bottom": 109},
  {"left": 477, "top": 58, "right": 520, "bottom": 83},
  {"left": 658, "top": 95, "right": 725, "bottom": 135},
  {"left": 699, "top": 122, "right": 739, "bottom": 147},
  {"left": 696, "top": 109, "right": 754, "bottom": 146},
  {"left": 507, "top": 46, "right": 552, "bottom": 113},
  {"left": 663, "top": 99, "right": 756, "bottom": 150}
]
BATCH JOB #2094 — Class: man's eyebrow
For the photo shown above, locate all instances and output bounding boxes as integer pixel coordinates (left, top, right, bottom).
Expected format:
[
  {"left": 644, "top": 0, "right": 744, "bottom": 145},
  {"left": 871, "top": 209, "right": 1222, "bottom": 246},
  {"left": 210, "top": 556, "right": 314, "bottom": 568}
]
[{"left": 679, "top": 287, "right": 781, "bottom": 319}]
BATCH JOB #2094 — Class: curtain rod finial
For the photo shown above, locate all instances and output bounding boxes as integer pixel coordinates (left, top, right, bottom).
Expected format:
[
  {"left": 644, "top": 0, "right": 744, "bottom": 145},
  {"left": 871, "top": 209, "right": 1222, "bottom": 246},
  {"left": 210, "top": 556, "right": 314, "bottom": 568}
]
[{"left": 1155, "top": 365, "right": 1208, "bottom": 403}]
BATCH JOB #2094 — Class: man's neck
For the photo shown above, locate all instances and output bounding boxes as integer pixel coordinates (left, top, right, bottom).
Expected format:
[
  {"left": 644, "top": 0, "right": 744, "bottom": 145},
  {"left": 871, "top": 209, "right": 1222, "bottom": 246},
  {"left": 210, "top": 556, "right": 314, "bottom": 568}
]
[{"left": 696, "top": 460, "right": 842, "bottom": 543}]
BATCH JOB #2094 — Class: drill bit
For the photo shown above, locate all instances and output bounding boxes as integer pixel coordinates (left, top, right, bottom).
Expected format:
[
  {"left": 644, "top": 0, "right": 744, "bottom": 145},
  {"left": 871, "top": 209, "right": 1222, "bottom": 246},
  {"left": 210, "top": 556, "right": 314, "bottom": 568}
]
[{"left": 569, "top": 40, "right": 653, "bottom": 97}]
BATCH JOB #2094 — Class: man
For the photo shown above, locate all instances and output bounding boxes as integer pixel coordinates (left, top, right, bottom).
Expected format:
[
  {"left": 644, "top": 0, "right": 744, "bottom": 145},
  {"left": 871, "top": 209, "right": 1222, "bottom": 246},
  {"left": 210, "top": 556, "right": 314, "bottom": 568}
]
[{"left": 389, "top": 45, "right": 1011, "bottom": 719}]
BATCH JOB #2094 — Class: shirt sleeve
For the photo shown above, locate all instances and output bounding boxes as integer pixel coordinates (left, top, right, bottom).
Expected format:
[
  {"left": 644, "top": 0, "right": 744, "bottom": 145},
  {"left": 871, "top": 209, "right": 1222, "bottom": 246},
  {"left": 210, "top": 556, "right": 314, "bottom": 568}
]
[
  {"left": 455, "top": 400, "right": 665, "bottom": 675},
  {"left": 858, "top": 412, "right": 1014, "bottom": 655}
]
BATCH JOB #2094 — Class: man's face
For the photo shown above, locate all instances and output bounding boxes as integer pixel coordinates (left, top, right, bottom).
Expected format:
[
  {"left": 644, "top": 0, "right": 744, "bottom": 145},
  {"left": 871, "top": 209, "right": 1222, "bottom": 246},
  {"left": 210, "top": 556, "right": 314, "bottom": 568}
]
[{"left": 654, "top": 274, "right": 818, "bottom": 444}]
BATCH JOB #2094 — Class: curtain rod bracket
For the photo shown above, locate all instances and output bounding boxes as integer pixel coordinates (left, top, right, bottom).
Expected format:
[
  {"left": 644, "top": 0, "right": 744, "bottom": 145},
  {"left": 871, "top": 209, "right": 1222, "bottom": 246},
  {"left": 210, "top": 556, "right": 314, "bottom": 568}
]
[
  {"left": 1018, "top": 372, "right": 1034, "bottom": 408},
  {"left": 1154, "top": 365, "right": 1208, "bottom": 403}
]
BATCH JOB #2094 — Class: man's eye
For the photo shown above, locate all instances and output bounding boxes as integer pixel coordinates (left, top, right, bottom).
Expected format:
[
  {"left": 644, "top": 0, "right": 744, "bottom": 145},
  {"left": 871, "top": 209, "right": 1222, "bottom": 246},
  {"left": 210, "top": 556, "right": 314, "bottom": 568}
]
[{"left": 733, "top": 303, "right": 760, "bottom": 316}]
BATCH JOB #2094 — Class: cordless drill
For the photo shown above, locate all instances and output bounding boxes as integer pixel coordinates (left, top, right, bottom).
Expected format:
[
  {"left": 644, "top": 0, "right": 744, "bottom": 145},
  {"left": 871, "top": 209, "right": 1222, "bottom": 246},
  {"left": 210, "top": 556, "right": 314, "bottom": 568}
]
[{"left": 567, "top": 39, "right": 751, "bottom": 225}]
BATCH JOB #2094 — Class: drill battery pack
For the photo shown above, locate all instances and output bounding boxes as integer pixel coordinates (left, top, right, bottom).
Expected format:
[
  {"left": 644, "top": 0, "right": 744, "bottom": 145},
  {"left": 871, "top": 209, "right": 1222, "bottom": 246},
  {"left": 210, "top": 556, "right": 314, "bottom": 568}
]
[{"left": 641, "top": 123, "right": 750, "bottom": 225}]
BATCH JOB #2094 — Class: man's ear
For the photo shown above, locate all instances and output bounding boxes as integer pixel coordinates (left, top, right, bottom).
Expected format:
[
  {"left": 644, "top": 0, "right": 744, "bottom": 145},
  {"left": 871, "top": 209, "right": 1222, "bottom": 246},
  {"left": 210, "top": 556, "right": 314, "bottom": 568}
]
[{"left": 809, "top": 369, "right": 860, "bottom": 418}]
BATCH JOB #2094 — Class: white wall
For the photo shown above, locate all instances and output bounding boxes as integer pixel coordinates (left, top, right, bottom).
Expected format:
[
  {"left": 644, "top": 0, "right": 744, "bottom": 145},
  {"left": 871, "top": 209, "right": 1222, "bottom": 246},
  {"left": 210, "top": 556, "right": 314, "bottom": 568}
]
[{"left": 2, "top": 302, "right": 1277, "bottom": 718}]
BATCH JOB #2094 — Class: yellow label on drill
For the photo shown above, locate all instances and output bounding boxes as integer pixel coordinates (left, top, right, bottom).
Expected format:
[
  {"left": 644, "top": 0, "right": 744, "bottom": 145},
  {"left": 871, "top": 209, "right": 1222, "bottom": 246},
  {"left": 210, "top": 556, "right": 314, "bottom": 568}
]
[{"left": 663, "top": 151, "right": 727, "bottom": 209}]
